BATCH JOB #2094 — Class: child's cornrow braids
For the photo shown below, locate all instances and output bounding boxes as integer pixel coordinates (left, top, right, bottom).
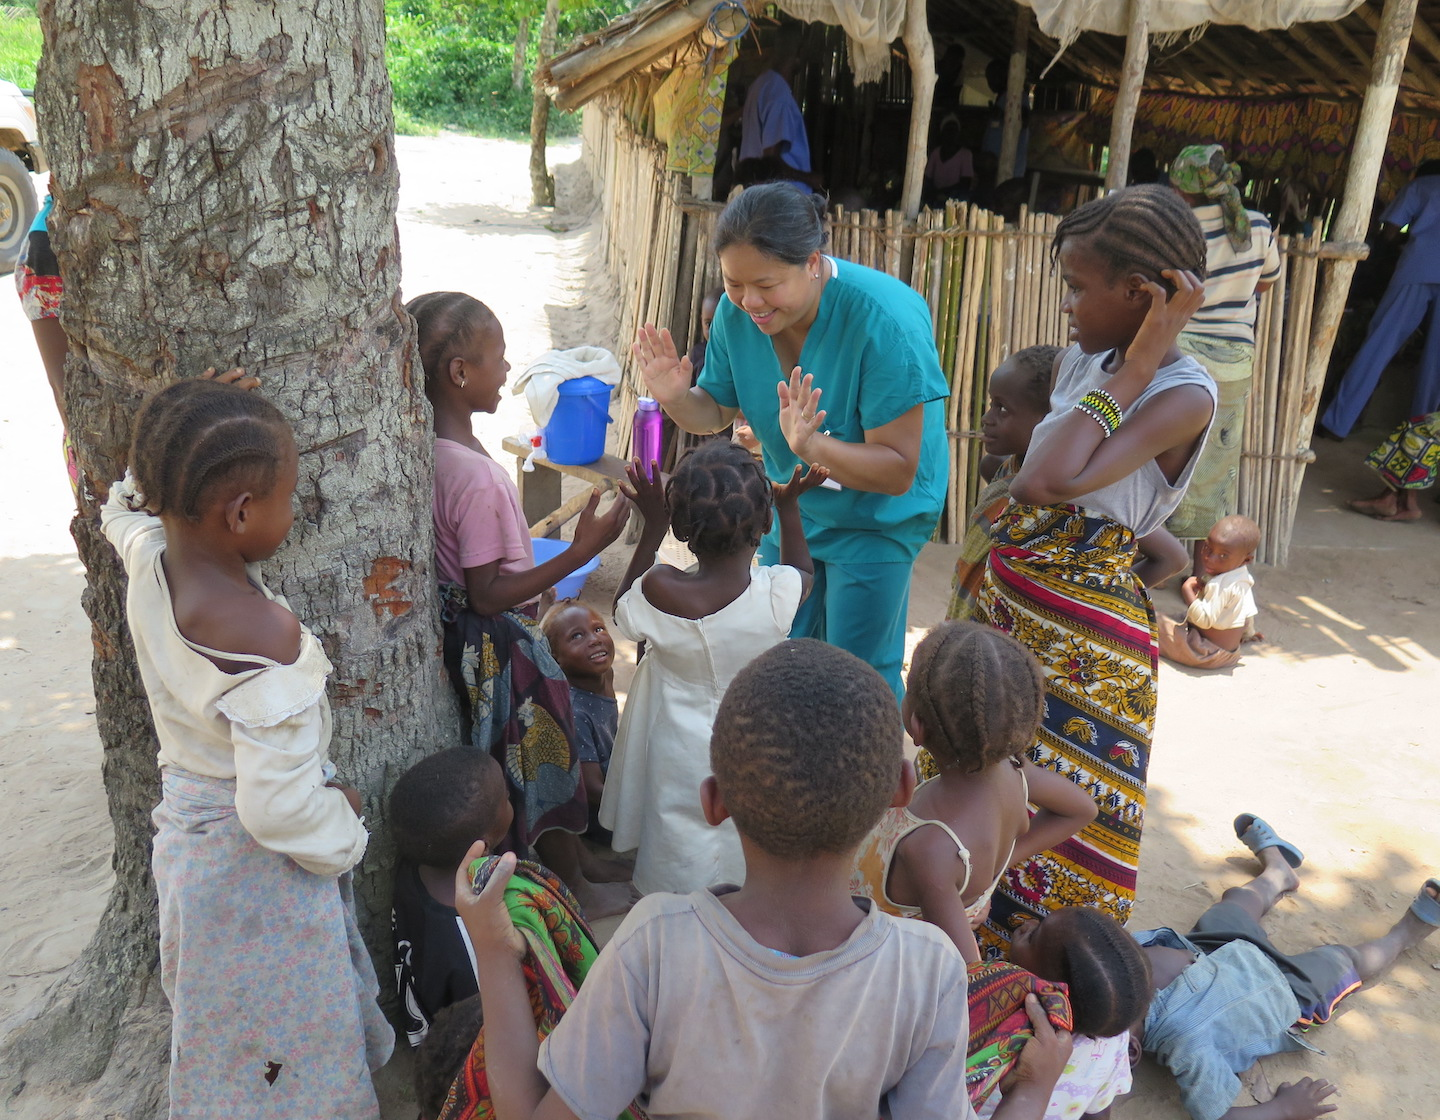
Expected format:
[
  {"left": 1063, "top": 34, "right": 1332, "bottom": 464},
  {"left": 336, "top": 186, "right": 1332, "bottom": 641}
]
[
  {"left": 1051, "top": 908, "right": 1153, "bottom": 1038},
  {"left": 130, "top": 379, "right": 291, "bottom": 520},
  {"left": 406, "top": 291, "right": 498, "bottom": 393},
  {"left": 1051, "top": 184, "right": 1208, "bottom": 290},
  {"left": 666, "top": 439, "right": 774, "bottom": 558},
  {"left": 1010, "top": 344, "right": 1062, "bottom": 414},
  {"left": 906, "top": 621, "right": 1045, "bottom": 774}
]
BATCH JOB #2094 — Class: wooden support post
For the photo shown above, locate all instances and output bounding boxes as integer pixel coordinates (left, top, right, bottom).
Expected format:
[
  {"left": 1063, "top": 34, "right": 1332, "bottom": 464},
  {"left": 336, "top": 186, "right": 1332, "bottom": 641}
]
[
  {"left": 998, "top": 5, "right": 1029, "bottom": 186},
  {"left": 899, "top": 0, "right": 936, "bottom": 220},
  {"left": 1283, "top": 0, "right": 1419, "bottom": 564},
  {"left": 1105, "top": 0, "right": 1151, "bottom": 191}
]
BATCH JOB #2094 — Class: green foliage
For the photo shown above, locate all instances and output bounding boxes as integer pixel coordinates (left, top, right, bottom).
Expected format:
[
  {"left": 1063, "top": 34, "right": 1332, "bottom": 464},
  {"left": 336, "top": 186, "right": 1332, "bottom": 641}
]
[
  {"left": 0, "top": 8, "right": 43, "bottom": 89},
  {"left": 385, "top": 0, "right": 632, "bottom": 138}
]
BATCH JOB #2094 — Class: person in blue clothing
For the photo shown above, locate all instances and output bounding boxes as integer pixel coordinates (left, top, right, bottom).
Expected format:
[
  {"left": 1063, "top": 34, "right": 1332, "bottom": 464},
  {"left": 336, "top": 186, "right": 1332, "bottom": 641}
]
[
  {"left": 1321, "top": 160, "right": 1440, "bottom": 439},
  {"left": 632, "top": 183, "right": 950, "bottom": 697}
]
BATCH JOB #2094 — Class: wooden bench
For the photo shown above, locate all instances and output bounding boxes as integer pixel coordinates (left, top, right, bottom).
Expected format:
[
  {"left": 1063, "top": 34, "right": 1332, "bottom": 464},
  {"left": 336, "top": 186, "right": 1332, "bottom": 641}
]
[{"left": 501, "top": 435, "right": 631, "bottom": 539}]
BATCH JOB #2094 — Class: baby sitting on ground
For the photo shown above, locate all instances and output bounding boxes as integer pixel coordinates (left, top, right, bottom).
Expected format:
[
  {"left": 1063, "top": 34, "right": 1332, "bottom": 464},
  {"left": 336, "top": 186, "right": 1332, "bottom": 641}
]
[{"left": 1158, "top": 515, "right": 1260, "bottom": 670}]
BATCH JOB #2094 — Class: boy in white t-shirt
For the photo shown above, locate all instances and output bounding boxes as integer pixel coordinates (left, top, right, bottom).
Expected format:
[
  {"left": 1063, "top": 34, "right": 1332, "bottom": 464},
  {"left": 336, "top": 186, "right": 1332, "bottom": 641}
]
[
  {"left": 452, "top": 639, "right": 1073, "bottom": 1120},
  {"left": 1159, "top": 516, "right": 1259, "bottom": 670}
]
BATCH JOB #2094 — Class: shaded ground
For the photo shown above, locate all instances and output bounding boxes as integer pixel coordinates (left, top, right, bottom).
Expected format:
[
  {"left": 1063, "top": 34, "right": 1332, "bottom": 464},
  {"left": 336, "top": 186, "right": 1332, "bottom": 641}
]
[{"left": 1, "top": 136, "right": 1435, "bottom": 1117}]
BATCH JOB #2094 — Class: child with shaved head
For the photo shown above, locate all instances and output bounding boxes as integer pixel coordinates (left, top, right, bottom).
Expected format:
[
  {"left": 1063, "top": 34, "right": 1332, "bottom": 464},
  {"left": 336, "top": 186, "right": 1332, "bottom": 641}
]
[{"left": 1159, "top": 515, "right": 1261, "bottom": 670}]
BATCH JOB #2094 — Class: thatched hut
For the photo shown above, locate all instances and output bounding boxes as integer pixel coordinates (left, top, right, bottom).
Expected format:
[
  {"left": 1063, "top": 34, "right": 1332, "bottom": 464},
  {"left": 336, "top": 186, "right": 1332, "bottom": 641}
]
[{"left": 544, "top": 0, "right": 1430, "bottom": 563}]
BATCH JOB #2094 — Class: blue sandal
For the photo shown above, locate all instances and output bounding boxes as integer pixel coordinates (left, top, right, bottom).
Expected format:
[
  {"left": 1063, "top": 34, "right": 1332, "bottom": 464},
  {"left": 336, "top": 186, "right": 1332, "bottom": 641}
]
[
  {"left": 1410, "top": 878, "right": 1440, "bottom": 927},
  {"left": 1233, "top": 814, "right": 1305, "bottom": 869}
]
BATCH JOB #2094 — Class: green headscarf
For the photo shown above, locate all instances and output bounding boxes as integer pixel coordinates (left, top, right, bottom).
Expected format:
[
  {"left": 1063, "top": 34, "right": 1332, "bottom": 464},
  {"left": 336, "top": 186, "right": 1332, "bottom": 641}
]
[{"left": 1170, "top": 144, "right": 1252, "bottom": 252}]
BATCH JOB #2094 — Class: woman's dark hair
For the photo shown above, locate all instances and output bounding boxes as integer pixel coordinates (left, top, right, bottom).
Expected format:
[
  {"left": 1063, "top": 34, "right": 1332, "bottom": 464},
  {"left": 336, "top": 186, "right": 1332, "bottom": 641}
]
[
  {"left": 713, "top": 182, "right": 828, "bottom": 266},
  {"left": 129, "top": 378, "right": 292, "bottom": 520},
  {"left": 406, "top": 291, "right": 499, "bottom": 394},
  {"left": 666, "top": 438, "right": 774, "bottom": 558},
  {"left": 1045, "top": 908, "right": 1153, "bottom": 1038},
  {"left": 1051, "top": 184, "right": 1208, "bottom": 290},
  {"left": 906, "top": 621, "right": 1045, "bottom": 773}
]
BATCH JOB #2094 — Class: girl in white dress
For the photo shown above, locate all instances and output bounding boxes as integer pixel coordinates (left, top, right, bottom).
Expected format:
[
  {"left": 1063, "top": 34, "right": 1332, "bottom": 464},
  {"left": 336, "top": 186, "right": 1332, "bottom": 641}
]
[{"left": 600, "top": 440, "right": 827, "bottom": 894}]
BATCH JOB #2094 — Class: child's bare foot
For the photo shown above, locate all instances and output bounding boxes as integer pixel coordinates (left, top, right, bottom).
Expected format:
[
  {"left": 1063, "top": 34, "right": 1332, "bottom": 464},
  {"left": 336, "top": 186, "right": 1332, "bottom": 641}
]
[
  {"left": 571, "top": 877, "right": 640, "bottom": 920},
  {"left": 578, "top": 844, "right": 636, "bottom": 884},
  {"left": 1343, "top": 879, "right": 1440, "bottom": 980}
]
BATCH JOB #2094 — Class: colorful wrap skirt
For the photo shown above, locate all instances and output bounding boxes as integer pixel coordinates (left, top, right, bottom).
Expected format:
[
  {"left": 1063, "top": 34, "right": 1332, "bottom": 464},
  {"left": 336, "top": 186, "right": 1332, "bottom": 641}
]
[
  {"left": 947, "top": 462, "right": 1015, "bottom": 623},
  {"left": 437, "top": 860, "right": 646, "bottom": 1120},
  {"left": 976, "top": 504, "right": 1157, "bottom": 953},
  {"left": 965, "top": 961, "right": 1073, "bottom": 1111},
  {"left": 1365, "top": 411, "right": 1440, "bottom": 490},
  {"left": 440, "top": 584, "right": 587, "bottom": 852},
  {"left": 152, "top": 767, "right": 392, "bottom": 1119}
]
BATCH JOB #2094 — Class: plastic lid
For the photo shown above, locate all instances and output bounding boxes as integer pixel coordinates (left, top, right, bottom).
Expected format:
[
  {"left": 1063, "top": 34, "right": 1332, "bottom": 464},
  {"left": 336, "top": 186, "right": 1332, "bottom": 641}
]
[
  {"left": 637, "top": 397, "right": 660, "bottom": 411},
  {"left": 556, "top": 376, "right": 613, "bottom": 396}
]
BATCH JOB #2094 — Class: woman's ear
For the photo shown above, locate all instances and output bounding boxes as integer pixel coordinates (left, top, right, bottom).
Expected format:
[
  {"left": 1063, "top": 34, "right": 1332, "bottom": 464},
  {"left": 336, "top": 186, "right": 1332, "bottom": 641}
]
[
  {"left": 447, "top": 353, "right": 467, "bottom": 387},
  {"left": 889, "top": 757, "right": 917, "bottom": 809},
  {"left": 806, "top": 249, "right": 824, "bottom": 280},
  {"left": 701, "top": 776, "right": 731, "bottom": 827}
]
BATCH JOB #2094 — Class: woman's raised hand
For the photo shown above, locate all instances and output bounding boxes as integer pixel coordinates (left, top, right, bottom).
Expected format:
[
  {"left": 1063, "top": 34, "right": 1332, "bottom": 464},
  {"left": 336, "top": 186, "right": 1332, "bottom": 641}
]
[
  {"left": 776, "top": 367, "right": 826, "bottom": 458},
  {"left": 200, "top": 366, "right": 261, "bottom": 391},
  {"left": 571, "top": 488, "right": 631, "bottom": 558},
  {"left": 633, "top": 324, "right": 692, "bottom": 407},
  {"left": 1125, "top": 269, "right": 1206, "bottom": 368},
  {"left": 453, "top": 841, "right": 526, "bottom": 960}
]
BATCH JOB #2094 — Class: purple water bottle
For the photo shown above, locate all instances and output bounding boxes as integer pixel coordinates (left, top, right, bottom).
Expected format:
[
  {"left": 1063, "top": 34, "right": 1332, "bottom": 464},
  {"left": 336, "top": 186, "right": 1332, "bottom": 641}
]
[{"left": 633, "top": 397, "right": 663, "bottom": 479}]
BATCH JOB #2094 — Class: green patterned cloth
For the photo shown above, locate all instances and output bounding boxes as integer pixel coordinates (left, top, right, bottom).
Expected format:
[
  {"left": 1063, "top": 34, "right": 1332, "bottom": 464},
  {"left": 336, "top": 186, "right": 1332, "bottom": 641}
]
[{"left": 1171, "top": 144, "right": 1252, "bottom": 251}]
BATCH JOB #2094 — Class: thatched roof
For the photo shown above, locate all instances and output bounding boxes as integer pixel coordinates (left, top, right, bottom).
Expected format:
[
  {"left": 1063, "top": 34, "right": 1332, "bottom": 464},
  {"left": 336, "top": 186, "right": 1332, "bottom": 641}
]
[{"left": 544, "top": 0, "right": 1440, "bottom": 112}]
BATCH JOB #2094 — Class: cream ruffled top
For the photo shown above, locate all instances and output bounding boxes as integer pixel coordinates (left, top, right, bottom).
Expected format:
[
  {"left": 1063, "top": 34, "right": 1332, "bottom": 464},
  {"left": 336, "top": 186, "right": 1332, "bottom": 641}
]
[{"left": 101, "top": 475, "right": 367, "bottom": 876}]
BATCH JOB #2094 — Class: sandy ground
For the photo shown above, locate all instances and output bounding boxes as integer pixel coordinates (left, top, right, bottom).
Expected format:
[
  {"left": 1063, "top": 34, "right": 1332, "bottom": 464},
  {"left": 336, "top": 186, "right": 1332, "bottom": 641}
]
[{"left": 2, "top": 135, "right": 1438, "bottom": 1117}]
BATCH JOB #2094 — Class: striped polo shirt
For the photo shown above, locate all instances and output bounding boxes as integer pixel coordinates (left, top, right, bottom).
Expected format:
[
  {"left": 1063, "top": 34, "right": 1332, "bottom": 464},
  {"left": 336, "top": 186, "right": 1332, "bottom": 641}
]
[{"left": 1186, "top": 202, "right": 1282, "bottom": 345}]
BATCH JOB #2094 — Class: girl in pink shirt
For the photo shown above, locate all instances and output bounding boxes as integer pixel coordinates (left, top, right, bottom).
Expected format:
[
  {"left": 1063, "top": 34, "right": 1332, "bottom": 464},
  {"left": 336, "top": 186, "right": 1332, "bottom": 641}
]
[{"left": 408, "top": 291, "right": 634, "bottom": 918}]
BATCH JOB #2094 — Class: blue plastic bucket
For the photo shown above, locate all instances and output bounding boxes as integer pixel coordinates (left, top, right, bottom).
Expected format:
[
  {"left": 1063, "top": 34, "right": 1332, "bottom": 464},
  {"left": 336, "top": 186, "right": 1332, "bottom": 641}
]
[
  {"left": 531, "top": 537, "right": 600, "bottom": 600},
  {"left": 545, "top": 376, "right": 613, "bottom": 465}
]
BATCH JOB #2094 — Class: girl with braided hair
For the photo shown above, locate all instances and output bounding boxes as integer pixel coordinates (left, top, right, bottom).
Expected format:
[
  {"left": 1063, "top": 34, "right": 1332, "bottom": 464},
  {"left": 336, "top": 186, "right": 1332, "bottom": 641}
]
[
  {"left": 976, "top": 184, "right": 1216, "bottom": 946},
  {"left": 599, "top": 440, "right": 829, "bottom": 894},
  {"left": 100, "top": 369, "right": 393, "bottom": 1116},
  {"left": 410, "top": 291, "right": 636, "bottom": 920},
  {"left": 848, "top": 621, "right": 1096, "bottom": 962}
]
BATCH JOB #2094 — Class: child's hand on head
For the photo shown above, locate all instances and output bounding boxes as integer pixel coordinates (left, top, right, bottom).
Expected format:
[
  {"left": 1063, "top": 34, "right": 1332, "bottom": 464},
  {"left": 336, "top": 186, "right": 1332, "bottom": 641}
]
[
  {"left": 453, "top": 840, "right": 526, "bottom": 960},
  {"left": 1125, "top": 269, "right": 1205, "bottom": 367},
  {"left": 773, "top": 462, "right": 830, "bottom": 506},
  {"left": 620, "top": 458, "right": 668, "bottom": 527},
  {"left": 633, "top": 324, "right": 693, "bottom": 407},
  {"left": 200, "top": 366, "right": 261, "bottom": 392},
  {"left": 1269, "top": 1078, "right": 1338, "bottom": 1119},
  {"left": 571, "top": 489, "right": 631, "bottom": 558}
]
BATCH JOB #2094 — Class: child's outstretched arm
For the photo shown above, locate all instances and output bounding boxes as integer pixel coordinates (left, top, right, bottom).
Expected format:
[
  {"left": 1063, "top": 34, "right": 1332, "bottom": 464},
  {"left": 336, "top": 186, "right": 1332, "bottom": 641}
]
[
  {"left": 772, "top": 462, "right": 829, "bottom": 602},
  {"left": 1011, "top": 272, "right": 1211, "bottom": 506},
  {"left": 454, "top": 843, "right": 583, "bottom": 1120},
  {"left": 1010, "top": 763, "right": 1099, "bottom": 866},
  {"left": 1218, "top": 1078, "right": 1337, "bottom": 1118},
  {"left": 464, "top": 490, "right": 629, "bottom": 616},
  {"left": 614, "top": 458, "right": 669, "bottom": 611}
]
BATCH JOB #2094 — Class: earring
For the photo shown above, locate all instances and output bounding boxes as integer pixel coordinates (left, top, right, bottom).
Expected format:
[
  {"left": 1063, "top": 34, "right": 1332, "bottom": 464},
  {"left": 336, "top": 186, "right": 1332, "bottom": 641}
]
[{"left": 460, "top": 375, "right": 467, "bottom": 388}]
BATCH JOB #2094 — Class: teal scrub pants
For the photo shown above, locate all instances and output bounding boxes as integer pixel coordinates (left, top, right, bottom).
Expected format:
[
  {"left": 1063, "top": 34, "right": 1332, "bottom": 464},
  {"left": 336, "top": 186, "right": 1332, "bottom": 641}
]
[{"left": 760, "top": 541, "right": 914, "bottom": 700}]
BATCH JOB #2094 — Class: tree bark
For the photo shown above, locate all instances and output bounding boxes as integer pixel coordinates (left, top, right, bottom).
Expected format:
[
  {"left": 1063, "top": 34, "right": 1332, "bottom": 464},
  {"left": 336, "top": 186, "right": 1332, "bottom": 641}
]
[
  {"left": 512, "top": 15, "right": 530, "bottom": 92},
  {"left": 1105, "top": 0, "right": 1151, "bottom": 191},
  {"left": 530, "top": 0, "right": 560, "bottom": 207},
  {"left": 1, "top": 0, "right": 454, "bottom": 1111}
]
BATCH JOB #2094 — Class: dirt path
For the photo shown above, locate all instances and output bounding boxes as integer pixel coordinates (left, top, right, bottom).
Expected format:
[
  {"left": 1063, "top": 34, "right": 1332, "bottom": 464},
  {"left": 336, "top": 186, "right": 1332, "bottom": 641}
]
[{"left": 2, "top": 136, "right": 1436, "bottom": 1117}]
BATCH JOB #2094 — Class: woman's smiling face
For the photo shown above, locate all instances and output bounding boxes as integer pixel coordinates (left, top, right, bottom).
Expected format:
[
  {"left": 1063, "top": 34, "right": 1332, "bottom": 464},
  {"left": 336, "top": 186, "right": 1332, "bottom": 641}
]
[{"left": 717, "top": 242, "right": 823, "bottom": 339}]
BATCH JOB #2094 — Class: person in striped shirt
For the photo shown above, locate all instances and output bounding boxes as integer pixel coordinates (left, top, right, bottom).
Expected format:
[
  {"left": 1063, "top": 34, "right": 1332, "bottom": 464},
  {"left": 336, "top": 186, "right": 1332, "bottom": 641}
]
[{"left": 1162, "top": 145, "right": 1281, "bottom": 560}]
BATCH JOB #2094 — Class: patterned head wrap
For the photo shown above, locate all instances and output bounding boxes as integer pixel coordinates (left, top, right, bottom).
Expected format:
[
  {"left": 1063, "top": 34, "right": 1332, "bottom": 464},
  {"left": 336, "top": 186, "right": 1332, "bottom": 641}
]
[{"left": 1170, "top": 144, "right": 1252, "bottom": 252}]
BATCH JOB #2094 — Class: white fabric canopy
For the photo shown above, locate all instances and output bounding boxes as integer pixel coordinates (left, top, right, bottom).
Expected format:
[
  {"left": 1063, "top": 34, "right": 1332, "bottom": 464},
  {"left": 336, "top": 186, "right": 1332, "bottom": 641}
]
[
  {"left": 776, "top": 0, "right": 907, "bottom": 84},
  {"left": 1020, "top": 0, "right": 1365, "bottom": 46}
]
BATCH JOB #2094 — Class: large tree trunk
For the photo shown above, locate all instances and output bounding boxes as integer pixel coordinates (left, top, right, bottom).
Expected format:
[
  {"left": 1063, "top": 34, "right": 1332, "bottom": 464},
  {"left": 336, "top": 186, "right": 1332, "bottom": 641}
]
[
  {"left": 0, "top": 0, "right": 454, "bottom": 1112},
  {"left": 530, "top": 0, "right": 560, "bottom": 207}
]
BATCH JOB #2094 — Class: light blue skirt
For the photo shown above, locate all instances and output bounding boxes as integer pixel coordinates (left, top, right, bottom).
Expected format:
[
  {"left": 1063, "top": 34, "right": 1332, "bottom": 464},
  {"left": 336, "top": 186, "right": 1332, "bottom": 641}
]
[{"left": 153, "top": 767, "right": 393, "bottom": 1119}]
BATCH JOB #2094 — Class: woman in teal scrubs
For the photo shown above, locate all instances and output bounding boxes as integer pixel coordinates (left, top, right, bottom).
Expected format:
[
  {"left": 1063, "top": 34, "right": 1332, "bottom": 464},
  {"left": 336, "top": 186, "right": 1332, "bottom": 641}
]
[{"left": 634, "top": 183, "right": 949, "bottom": 696}]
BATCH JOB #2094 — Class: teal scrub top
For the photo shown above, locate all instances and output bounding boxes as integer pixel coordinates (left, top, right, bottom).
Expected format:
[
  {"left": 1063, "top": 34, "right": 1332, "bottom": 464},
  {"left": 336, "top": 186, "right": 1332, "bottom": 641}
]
[{"left": 697, "top": 257, "right": 950, "bottom": 563}]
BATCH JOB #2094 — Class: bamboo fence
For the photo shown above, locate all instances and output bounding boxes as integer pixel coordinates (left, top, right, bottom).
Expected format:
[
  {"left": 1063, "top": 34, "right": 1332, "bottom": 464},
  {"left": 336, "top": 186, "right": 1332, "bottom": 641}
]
[{"left": 583, "top": 100, "right": 1322, "bottom": 561}]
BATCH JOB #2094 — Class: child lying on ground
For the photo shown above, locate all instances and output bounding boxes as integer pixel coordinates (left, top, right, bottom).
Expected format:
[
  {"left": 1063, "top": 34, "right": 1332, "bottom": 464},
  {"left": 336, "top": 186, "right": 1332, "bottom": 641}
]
[
  {"left": 851, "top": 621, "right": 1097, "bottom": 962},
  {"left": 391, "top": 748, "right": 514, "bottom": 1045},
  {"left": 456, "top": 639, "right": 1074, "bottom": 1120},
  {"left": 541, "top": 601, "right": 619, "bottom": 843},
  {"left": 1054, "top": 813, "right": 1435, "bottom": 1120},
  {"left": 1157, "top": 515, "right": 1260, "bottom": 670},
  {"left": 949, "top": 345, "right": 1187, "bottom": 622}
]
